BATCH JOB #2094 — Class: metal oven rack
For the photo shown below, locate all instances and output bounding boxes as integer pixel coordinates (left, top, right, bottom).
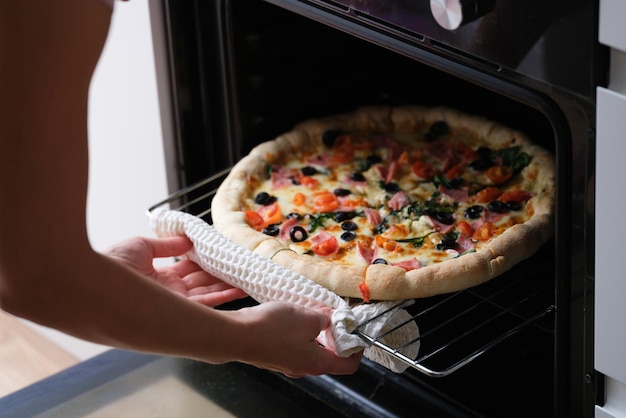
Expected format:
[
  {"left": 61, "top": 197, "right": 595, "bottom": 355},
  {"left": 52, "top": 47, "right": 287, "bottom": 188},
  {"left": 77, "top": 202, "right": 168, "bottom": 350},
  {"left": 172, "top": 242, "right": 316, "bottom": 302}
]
[{"left": 149, "top": 170, "right": 556, "bottom": 378}]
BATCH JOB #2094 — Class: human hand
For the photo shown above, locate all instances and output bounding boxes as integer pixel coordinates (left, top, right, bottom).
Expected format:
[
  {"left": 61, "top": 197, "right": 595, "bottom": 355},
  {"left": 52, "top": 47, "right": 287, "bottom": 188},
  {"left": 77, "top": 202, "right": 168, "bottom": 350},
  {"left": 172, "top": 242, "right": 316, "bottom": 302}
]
[
  {"left": 104, "top": 236, "right": 248, "bottom": 307},
  {"left": 232, "top": 301, "right": 363, "bottom": 378}
]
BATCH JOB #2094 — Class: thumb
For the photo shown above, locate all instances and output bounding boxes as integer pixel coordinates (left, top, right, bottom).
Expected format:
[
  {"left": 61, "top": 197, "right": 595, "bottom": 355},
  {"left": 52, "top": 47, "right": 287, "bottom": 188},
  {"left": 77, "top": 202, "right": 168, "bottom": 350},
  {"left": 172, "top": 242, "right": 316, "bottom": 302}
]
[{"left": 313, "top": 306, "right": 333, "bottom": 330}]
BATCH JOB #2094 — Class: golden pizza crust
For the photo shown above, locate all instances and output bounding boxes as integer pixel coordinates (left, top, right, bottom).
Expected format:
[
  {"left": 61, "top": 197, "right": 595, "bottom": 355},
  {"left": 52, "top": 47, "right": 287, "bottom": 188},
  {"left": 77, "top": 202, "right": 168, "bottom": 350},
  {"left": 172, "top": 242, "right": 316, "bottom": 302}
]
[{"left": 211, "top": 106, "right": 555, "bottom": 300}]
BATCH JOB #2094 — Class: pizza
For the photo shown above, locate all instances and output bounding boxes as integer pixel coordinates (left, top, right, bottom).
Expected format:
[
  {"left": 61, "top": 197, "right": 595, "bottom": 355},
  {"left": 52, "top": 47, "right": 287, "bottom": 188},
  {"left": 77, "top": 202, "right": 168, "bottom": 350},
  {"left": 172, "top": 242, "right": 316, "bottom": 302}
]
[{"left": 211, "top": 106, "right": 555, "bottom": 301}]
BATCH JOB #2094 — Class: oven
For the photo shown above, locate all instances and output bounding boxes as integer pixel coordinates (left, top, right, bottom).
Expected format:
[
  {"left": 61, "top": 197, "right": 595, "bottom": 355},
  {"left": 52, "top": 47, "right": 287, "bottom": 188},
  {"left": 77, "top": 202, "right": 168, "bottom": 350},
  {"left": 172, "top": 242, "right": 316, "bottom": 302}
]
[
  {"left": 145, "top": 0, "right": 618, "bottom": 417},
  {"left": 0, "top": 1, "right": 622, "bottom": 417}
]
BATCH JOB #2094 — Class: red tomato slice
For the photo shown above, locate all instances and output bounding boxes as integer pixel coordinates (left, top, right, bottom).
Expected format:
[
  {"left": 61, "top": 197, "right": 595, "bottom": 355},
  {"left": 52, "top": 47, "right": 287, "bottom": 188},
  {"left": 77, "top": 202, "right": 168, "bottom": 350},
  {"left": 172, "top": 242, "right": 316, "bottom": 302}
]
[
  {"left": 498, "top": 189, "right": 532, "bottom": 203},
  {"left": 413, "top": 160, "right": 436, "bottom": 180},
  {"left": 456, "top": 220, "right": 474, "bottom": 237},
  {"left": 475, "top": 186, "right": 502, "bottom": 203},
  {"left": 311, "top": 235, "right": 339, "bottom": 256},
  {"left": 292, "top": 192, "right": 306, "bottom": 206},
  {"left": 245, "top": 211, "right": 265, "bottom": 231},
  {"left": 358, "top": 282, "right": 371, "bottom": 303},
  {"left": 299, "top": 175, "right": 319, "bottom": 188},
  {"left": 486, "top": 165, "right": 513, "bottom": 185},
  {"left": 312, "top": 190, "right": 339, "bottom": 213},
  {"left": 331, "top": 134, "right": 355, "bottom": 164},
  {"left": 444, "top": 164, "right": 462, "bottom": 180},
  {"left": 473, "top": 223, "right": 494, "bottom": 241},
  {"left": 258, "top": 201, "right": 283, "bottom": 226}
]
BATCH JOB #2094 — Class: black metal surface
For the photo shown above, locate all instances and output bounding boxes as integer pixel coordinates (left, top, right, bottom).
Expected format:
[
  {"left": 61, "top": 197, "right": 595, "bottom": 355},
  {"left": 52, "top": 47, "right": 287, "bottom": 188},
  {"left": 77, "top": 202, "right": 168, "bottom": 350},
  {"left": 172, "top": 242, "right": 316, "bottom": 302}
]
[{"left": 304, "top": 0, "right": 598, "bottom": 97}]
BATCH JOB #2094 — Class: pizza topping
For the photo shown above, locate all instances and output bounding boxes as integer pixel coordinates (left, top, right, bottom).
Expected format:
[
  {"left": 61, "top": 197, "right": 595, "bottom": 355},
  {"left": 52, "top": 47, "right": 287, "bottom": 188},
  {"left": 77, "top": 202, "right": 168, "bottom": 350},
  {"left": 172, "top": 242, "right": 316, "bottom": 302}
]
[
  {"left": 487, "top": 200, "right": 508, "bottom": 213},
  {"left": 334, "top": 188, "right": 351, "bottom": 197},
  {"left": 473, "top": 223, "right": 495, "bottom": 241},
  {"left": 438, "top": 185, "right": 468, "bottom": 203},
  {"left": 456, "top": 234, "right": 476, "bottom": 253},
  {"left": 312, "top": 190, "right": 340, "bottom": 213},
  {"left": 412, "top": 160, "right": 436, "bottom": 180},
  {"left": 456, "top": 220, "right": 475, "bottom": 236},
  {"left": 349, "top": 172, "right": 366, "bottom": 182},
  {"left": 262, "top": 224, "right": 280, "bottom": 236},
  {"left": 310, "top": 231, "right": 339, "bottom": 256},
  {"left": 425, "top": 120, "right": 450, "bottom": 141},
  {"left": 292, "top": 192, "right": 306, "bottom": 206},
  {"left": 388, "top": 191, "right": 411, "bottom": 210},
  {"left": 243, "top": 119, "right": 542, "bottom": 272},
  {"left": 392, "top": 258, "right": 422, "bottom": 271},
  {"left": 358, "top": 282, "right": 371, "bottom": 303},
  {"left": 498, "top": 189, "right": 533, "bottom": 203},
  {"left": 436, "top": 231, "right": 459, "bottom": 251},
  {"left": 289, "top": 225, "right": 308, "bottom": 242},
  {"left": 340, "top": 230, "right": 357, "bottom": 241},
  {"left": 301, "top": 166, "right": 318, "bottom": 176},
  {"left": 470, "top": 147, "right": 495, "bottom": 171},
  {"left": 486, "top": 165, "right": 513, "bottom": 185},
  {"left": 341, "top": 221, "right": 358, "bottom": 231},
  {"left": 464, "top": 205, "right": 484, "bottom": 219},
  {"left": 255, "top": 191, "right": 277, "bottom": 205},
  {"left": 245, "top": 211, "right": 264, "bottom": 231},
  {"left": 475, "top": 187, "right": 502, "bottom": 203},
  {"left": 322, "top": 129, "right": 344, "bottom": 148}
]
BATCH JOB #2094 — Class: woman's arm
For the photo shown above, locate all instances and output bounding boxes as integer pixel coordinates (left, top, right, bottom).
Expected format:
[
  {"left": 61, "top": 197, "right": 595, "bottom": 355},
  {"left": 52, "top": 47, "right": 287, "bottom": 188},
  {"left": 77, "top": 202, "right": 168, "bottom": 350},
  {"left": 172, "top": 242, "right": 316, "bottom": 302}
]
[{"left": 0, "top": 0, "right": 361, "bottom": 378}]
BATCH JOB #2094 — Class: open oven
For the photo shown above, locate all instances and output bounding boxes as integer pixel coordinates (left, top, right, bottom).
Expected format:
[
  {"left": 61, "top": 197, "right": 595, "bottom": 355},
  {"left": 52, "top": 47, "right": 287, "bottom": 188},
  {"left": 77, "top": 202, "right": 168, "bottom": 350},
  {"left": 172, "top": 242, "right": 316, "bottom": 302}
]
[
  {"left": 149, "top": 0, "right": 607, "bottom": 417},
  {"left": 1, "top": 1, "right": 623, "bottom": 417}
]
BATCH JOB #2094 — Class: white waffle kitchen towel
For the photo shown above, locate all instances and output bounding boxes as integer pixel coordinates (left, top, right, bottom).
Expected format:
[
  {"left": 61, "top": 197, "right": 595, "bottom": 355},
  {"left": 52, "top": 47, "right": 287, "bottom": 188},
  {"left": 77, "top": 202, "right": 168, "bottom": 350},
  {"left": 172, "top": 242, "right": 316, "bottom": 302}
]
[{"left": 150, "top": 209, "right": 419, "bottom": 372}]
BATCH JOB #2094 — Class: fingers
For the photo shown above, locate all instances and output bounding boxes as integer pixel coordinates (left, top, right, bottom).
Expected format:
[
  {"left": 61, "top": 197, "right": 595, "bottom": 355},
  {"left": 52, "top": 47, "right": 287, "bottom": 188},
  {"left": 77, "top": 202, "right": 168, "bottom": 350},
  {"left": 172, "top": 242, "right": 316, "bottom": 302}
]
[
  {"left": 186, "top": 279, "right": 244, "bottom": 295},
  {"left": 175, "top": 261, "right": 238, "bottom": 290},
  {"left": 167, "top": 259, "right": 248, "bottom": 306},
  {"left": 168, "top": 259, "right": 204, "bottom": 279},
  {"left": 188, "top": 288, "right": 248, "bottom": 307},
  {"left": 312, "top": 346, "right": 363, "bottom": 377},
  {"left": 144, "top": 236, "right": 192, "bottom": 258},
  {"left": 282, "top": 344, "right": 363, "bottom": 379}
]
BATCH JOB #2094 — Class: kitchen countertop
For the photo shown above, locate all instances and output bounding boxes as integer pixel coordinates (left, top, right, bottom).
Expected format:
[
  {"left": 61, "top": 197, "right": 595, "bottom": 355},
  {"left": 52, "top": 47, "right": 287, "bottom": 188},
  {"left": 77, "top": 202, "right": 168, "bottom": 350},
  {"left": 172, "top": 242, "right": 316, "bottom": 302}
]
[{"left": 0, "top": 311, "right": 78, "bottom": 398}]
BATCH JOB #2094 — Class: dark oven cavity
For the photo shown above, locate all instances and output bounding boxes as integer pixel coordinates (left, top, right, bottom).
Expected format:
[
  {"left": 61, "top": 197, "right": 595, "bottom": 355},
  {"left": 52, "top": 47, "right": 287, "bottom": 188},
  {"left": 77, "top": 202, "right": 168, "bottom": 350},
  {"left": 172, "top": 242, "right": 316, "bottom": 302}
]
[{"left": 158, "top": 0, "right": 603, "bottom": 416}]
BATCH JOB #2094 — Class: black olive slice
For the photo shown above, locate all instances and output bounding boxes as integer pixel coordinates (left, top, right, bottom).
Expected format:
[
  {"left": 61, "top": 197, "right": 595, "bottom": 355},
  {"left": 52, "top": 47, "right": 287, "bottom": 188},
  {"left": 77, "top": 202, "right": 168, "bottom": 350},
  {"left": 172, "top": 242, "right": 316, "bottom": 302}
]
[
  {"left": 301, "top": 166, "right": 318, "bottom": 176},
  {"left": 349, "top": 172, "right": 366, "bottom": 182},
  {"left": 341, "top": 221, "right": 358, "bottom": 231},
  {"left": 333, "top": 188, "right": 351, "bottom": 196},
  {"left": 425, "top": 120, "right": 450, "bottom": 141},
  {"left": 340, "top": 231, "right": 356, "bottom": 241},
  {"left": 262, "top": 224, "right": 280, "bottom": 236},
  {"left": 487, "top": 200, "right": 508, "bottom": 213},
  {"left": 322, "top": 130, "right": 343, "bottom": 148},
  {"left": 289, "top": 226, "right": 308, "bottom": 242},
  {"left": 254, "top": 192, "right": 277, "bottom": 205},
  {"left": 465, "top": 205, "right": 484, "bottom": 219}
]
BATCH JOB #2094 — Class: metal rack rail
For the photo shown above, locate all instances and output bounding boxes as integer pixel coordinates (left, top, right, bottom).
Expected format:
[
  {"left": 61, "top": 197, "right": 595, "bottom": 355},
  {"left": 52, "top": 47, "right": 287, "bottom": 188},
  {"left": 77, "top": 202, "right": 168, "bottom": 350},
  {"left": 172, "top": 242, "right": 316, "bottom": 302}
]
[{"left": 148, "top": 170, "right": 556, "bottom": 378}]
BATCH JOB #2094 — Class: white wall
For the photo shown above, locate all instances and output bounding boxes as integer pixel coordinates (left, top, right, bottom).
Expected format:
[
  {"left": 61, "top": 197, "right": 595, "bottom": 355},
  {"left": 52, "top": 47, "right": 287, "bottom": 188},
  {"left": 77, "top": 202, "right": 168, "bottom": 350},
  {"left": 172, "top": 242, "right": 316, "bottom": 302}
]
[
  {"left": 25, "top": 0, "right": 169, "bottom": 360},
  {"left": 87, "top": 0, "right": 168, "bottom": 251}
]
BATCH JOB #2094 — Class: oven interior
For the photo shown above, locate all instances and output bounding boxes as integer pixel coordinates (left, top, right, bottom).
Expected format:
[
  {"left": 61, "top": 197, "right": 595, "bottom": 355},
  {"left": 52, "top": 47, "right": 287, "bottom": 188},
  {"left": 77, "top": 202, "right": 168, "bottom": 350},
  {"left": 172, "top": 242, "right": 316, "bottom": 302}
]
[{"left": 155, "top": 0, "right": 602, "bottom": 416}]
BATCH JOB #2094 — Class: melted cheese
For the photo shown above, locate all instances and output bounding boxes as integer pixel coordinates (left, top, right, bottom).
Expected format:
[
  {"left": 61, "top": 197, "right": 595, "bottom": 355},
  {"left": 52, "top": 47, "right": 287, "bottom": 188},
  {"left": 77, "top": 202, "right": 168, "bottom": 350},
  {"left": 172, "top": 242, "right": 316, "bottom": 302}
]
[{"left": 243, "top": 131, "right": 533, "bottom": 270}]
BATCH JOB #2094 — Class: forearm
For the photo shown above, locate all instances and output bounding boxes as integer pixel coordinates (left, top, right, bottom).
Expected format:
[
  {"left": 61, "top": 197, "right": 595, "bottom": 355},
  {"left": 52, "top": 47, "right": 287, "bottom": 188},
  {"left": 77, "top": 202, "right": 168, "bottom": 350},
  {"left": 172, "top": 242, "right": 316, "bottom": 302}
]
[{"left": 1, "top": 246, "right": 245, "bottom": 364}]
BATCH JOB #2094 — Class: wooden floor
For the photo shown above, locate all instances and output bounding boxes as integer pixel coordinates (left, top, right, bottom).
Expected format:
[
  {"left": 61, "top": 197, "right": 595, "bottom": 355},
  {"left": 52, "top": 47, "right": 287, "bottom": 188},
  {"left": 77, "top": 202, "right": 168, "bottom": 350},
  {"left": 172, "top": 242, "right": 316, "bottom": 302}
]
[{"left": 0, "top": 311, "right": 78, "bottom": 398}]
